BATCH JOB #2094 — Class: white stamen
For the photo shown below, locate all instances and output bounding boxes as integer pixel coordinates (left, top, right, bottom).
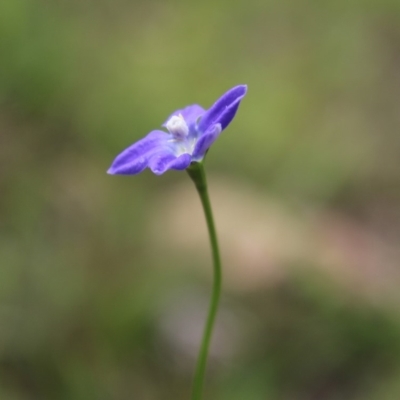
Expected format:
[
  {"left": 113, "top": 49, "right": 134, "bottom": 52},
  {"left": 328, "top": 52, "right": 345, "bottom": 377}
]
[{"left": 166, "top": 114, "right": 189, "bottom": 139}]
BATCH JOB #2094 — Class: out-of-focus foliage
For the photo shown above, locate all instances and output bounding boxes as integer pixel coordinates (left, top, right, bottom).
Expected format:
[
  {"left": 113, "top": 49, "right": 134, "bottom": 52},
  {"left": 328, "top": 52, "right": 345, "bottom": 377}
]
[{"left": 1, "top": 0, "right": 400, "bottom": 399}]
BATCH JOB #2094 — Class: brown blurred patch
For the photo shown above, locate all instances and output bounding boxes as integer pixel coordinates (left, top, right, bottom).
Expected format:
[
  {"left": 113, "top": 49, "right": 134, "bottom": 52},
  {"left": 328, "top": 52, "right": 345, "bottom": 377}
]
[{"left": 150, "top": 175, "right": 400, "bottom": 303}]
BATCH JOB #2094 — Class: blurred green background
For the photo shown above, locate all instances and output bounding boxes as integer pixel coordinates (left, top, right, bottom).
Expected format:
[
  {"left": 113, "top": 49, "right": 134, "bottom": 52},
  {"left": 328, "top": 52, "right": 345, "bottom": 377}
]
[{"left": 1, "top": 0, "right": 400, "bottom": 399}]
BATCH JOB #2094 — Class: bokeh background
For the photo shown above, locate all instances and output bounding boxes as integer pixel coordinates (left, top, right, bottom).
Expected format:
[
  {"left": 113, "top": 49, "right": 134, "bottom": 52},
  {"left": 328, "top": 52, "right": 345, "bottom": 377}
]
[{"left": 1, "top": 0, "right": 400, "bottom": 399}]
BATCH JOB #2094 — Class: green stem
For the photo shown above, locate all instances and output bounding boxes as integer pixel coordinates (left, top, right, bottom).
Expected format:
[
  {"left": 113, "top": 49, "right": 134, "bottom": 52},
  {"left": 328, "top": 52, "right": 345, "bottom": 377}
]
[{"left": 187, "top": 162, "right": 222, "bottom": 400}]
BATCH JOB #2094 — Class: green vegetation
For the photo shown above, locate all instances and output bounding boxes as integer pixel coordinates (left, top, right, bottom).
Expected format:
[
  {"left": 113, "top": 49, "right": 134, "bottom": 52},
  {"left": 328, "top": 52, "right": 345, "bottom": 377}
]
[{"left": 1, "top": 0, "right": 400, "bottom": 398}]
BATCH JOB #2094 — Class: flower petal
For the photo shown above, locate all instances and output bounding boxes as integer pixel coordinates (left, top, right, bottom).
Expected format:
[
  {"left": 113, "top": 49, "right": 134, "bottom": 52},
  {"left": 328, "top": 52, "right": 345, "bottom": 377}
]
[
  {"left": 163, "top": 104, "right": 205, "bottom": 127},
  {"left": 107, "top": 130, "right": 170, "bottom": 175},
  {"left": 192, "top": 124, "right": 222, "bottom": 161},
  {"left": 198, "top": 85, "right": 247, "bottom": 132},
  {"left": 149, "top": 152, "right": 192, "bottom": 175}
]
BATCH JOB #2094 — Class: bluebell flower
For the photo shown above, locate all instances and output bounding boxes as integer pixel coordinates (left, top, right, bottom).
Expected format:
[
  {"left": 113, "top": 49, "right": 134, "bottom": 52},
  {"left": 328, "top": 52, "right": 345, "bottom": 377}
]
[{"left": 107, "top": 85, "right": 247, "bottom": 175}]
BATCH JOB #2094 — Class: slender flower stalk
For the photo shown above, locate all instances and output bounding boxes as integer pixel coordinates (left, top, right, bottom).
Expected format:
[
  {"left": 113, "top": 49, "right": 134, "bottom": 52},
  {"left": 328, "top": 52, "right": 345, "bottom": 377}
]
[
  {"left": 107, "top": 85, "right": 247, "bottom": 400},
  {"left": 187, "top": 162, "right": 222, "bottom": 400}
]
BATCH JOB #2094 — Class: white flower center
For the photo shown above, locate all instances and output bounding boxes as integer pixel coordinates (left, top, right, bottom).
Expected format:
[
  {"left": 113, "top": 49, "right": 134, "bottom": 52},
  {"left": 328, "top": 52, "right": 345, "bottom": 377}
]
[{"left": 166, "top": 114, "right": 189, "bottom": 139}]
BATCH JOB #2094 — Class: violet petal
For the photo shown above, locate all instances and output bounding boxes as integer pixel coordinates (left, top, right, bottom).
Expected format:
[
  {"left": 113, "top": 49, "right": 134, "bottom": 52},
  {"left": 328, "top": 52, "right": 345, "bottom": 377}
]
[
  {"left": 163, "top": 104, "right": 205, "bottom": 127},
  {"left": 198, "top": 85, "right": 247, "bottom": 132},
  {"left": 149, "top": 153, "right": 192, "bottom": 175},
  {"left": 107, "top": 130, "right": 170, "bottom": 175},
  {"left": 192, "top": 124, "right": 222, "bottom": 160}
]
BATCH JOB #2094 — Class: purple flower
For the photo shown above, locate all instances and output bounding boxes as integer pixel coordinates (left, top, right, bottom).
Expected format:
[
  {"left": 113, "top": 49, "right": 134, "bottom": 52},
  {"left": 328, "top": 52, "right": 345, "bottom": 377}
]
[{"left": 107, "top": 85, "right": 247, "bottom": 175}]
